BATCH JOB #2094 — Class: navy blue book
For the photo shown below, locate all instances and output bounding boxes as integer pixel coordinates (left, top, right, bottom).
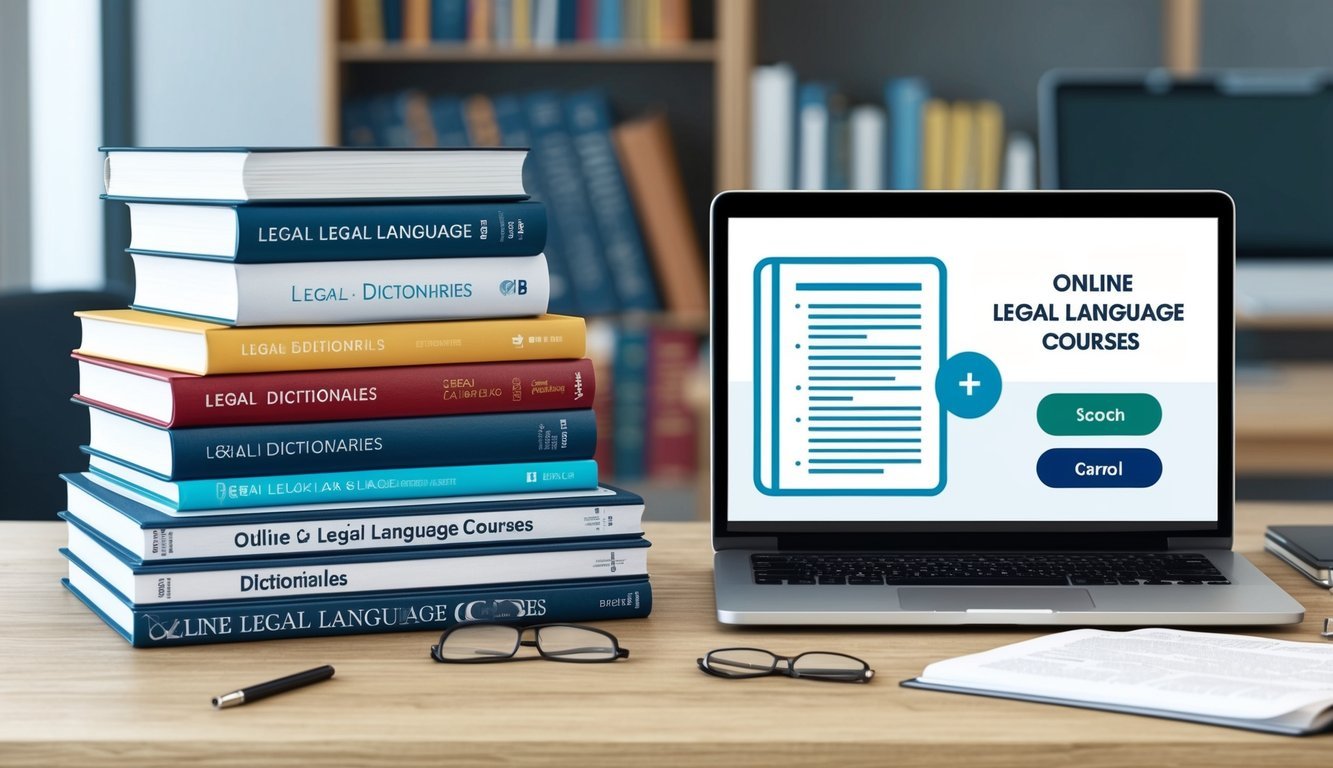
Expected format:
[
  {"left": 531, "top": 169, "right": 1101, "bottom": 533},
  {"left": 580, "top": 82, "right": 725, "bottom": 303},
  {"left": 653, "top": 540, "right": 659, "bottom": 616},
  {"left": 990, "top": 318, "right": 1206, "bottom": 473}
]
[
  {"left": 62, "top": 512, "right": 650, "bottom": 604},
  {"left": 64, "top": 471, "right": 645, "bottom": 563},
  {"left": 563, "top": 90, "right": 659, "bottom": 311},
  {"left": 557, "top": 0, "right": 577, "bottom": 40},
  {"left": 84, "top": 405, "right": 596, "bottom": 481},
  {"left": 493, "top": 93, "right": 580, "bottom": 315},
  {"left": 522, "top": 91, "right": 618, "bottom": 315},
  {"left": 431, "top": 95, "right": 470, "bottom": 146},
  {"left": 124, "top": 200, "right": 546, "bottom": 262},
  {"left": 611, "top": 325, "right": 651, "bottom": 480},
  {"left": 382, "top": 0, "right": 405, "bottom": 39},
  {"left": 431, "top": 0, "right": 468, "bottom": 40},
  {"left": 64, "top": 549, "right": 651, "bottom": 646},
  {"left": 342, "top": 98, "right": 377, "bottom": 146}
]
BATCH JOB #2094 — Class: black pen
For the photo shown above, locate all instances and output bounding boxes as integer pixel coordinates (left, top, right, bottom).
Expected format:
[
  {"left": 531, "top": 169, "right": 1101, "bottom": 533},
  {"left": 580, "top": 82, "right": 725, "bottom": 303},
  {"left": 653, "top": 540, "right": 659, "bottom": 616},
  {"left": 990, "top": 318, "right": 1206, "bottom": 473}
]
[{"left": 213, "top": 665, "right": 335, "bottom": 709}]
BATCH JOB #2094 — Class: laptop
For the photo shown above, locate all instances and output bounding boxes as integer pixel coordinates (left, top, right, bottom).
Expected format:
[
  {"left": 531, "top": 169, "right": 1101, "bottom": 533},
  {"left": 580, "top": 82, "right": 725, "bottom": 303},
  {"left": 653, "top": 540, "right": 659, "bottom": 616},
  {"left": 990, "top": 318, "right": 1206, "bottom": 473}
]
[
  {"left": 1040, "top": 69, "right": 1333, "bottom": 318},
  {"left": 710, "top": 190, "right": 1303, "bottom": 625}
]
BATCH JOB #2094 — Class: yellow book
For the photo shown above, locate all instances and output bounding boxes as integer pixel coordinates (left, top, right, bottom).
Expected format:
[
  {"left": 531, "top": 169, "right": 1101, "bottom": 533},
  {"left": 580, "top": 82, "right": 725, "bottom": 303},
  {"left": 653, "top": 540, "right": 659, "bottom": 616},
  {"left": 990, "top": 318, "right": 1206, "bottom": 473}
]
[
  {"left": 75, "top": 310, "right": 587, "bottom": 375},
  {"left": 945, "top": 101, "right": 975, "bottom": 190},
  {"left": 645, "top": 0, "right": 663, "bottom": 44},
  {"left": 973, "top": 100, "right": 1004, "bottom": 190},
  {"left": 513, "top": 0, "right": 532, "bottom": 46},
  {"left": 921, "top": 99, "right": 949, "bottom": 190}
]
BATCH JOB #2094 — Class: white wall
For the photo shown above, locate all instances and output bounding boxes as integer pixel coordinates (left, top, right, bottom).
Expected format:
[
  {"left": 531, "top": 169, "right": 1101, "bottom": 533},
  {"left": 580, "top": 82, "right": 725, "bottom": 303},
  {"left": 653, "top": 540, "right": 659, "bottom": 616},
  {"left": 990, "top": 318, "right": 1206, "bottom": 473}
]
[
  {"left": 133, "top": 0, "right": 328, "bottom": 146},
  {"left": 29, "top": 0, "right": 105, "bottom": 290}
]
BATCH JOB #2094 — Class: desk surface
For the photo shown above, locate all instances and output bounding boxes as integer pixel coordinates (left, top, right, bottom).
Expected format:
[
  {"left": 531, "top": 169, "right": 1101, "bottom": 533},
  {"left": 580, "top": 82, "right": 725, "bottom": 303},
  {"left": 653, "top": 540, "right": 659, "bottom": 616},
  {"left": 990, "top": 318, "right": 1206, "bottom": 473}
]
[{"left": 5, "top": 510, "right": 1333, "bottom": 767}]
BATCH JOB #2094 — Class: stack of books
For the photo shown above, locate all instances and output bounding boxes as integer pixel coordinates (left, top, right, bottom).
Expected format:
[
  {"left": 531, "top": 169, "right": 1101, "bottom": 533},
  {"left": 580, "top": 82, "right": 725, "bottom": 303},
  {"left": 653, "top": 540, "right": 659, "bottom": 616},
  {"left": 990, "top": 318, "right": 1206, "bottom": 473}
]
[{"left": 61, "top": 147, "right": 652, "bottom": 647}]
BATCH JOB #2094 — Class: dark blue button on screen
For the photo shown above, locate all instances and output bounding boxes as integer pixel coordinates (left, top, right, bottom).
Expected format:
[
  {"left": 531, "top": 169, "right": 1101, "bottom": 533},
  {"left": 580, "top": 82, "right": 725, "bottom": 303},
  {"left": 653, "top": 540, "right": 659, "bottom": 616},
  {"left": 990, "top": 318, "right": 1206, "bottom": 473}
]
[{"left": 1036, "top": 448, "right": 1162, "bottom": 488}]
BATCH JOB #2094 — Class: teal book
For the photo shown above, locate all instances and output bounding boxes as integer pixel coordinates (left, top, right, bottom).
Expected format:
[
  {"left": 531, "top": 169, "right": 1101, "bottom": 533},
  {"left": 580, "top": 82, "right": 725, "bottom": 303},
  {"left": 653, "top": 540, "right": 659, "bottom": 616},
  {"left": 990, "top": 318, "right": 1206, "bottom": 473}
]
[{"left": 86, "top": 453, "right": 599, "bottom": 511}]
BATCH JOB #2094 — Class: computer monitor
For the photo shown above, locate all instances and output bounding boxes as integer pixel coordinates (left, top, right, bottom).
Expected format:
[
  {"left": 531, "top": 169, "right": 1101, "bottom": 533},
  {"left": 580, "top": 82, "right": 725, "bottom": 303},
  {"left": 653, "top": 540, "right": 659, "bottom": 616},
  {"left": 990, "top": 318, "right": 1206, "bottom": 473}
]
[{"left": 1040, "top": 70, "right": 1333, "bottom": 260}]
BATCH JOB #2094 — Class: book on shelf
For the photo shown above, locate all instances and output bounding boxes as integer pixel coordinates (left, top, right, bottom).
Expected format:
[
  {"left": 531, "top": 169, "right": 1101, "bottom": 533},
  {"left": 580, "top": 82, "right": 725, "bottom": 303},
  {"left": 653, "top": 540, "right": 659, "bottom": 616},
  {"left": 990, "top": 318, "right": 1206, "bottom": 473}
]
[
  {"left": 921, "top": 99, "right": 949, "bottom": 190},
  {"left": 849, "top": 104, "right": 886, "bottom": 191},
  {"left": 65, "top": 553, "right": 650, "bottom": 647},
  {"left": 101, "top": 147, "right": 529, "bottom": 202},
  {"left": 83, "top": 405, "right": 596, "bottom": 481},
  {"left": 904, "top": 628, "right": 1333, "bottom": 736},
  {"left": 485, "top": 93, "right": 580, "bottom": 314},
  {"left": 797, "top": 82, "right": 831, "bottom": 191},
  {"left": 74, "top": 354, "right": 595, "bottom": 428},
  {"left": 86, "top": 452, "right": 600, "bottom": 511},
  {"left": 644, "top": 327, "right": 698, "bottom": 479},
  {"left": 75, "top": 309, "right": 587, "bottom": 375},
  {"left": 128, "top": 252, "right": 552, "bottom": 326},
  {"left": 750, "top": 63, "right": 797, "bottom": 190},
  {"left": 613, "top": 111, "right": 707, "bottom": 318},
  {"left": 65, "top": 471, "right": 645, "bottom": 561},
  {"left": 63, "top": 512, "right": 648, "bottom": 604},
  {"left": 404, "top": 0, "right": 432, "bottom": 44},
  {"left": 523, "top": 91, "right": 618, "bottom": 314},
  {"left": 610, "top": 324, "right": 650, "bottom": 480},
  {"left": 565, "top": 90, "right": 659, "bottom": 312},
  {"left": 885, "top": 76, "right": 928, "bottom": 190},
  {"left": 123, "top": 200, "right": 547, "bottom": 262},
  {"left": 431, "top": 0, "right": 468, "bottom": 41}
]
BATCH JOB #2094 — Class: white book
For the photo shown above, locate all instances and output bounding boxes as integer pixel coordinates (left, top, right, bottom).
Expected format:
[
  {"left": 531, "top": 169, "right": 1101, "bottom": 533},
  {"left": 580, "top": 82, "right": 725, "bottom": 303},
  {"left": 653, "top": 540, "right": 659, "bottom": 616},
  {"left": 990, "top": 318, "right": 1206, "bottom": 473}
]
[
  {"left": 64, "top": 518, "right": 649, "bottom": 604},
  {"left": 1002, "top": 131, "right": 1036, "bottom": 191},
  {"left": 848, "top": 105, "right": 886, "bottom": 190},
  {"left": 750, "top": 64, "right": 796, "bottom": 189},
  {"left": 131, "top": 252, "right": 551, "bottom": 326},
  {"left": 797, "top": 102, "right": 828, "bottom": 190},
  {"left": 533, "top": 0, "right": 558, "bottom": 46},
  {"left": 907, "top": 628, "right": 1333, "bottom": 735}
]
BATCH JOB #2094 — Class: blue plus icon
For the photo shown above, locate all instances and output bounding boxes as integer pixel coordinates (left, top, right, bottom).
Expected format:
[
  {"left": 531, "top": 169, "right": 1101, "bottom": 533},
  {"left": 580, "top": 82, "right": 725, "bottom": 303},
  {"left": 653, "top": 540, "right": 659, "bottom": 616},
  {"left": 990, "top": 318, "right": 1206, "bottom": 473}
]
[{"left": 936, "top": 352, "right": 1002, "bottom": 419}]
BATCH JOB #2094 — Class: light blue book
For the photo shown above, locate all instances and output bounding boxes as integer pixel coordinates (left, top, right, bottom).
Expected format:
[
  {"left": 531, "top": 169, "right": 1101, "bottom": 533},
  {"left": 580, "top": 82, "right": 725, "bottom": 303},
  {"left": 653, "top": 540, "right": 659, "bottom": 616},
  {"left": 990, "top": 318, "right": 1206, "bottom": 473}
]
[
  {"left": 885, "top": 77, "right": 928, "bottom": 189},
  {"left": 86, "top": 454, "right": 599, "bottom": 511}
]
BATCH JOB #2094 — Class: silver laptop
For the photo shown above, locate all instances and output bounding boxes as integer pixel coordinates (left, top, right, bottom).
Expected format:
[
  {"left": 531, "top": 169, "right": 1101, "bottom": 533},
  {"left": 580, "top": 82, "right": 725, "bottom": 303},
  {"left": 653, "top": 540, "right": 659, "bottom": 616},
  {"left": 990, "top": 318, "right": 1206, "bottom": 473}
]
[
  {"left": 1041, "top": 69, "right": 1333, "bottom": 317},
  {"left": 710, "top": 190, "right": 1303, "bottom": 625}
]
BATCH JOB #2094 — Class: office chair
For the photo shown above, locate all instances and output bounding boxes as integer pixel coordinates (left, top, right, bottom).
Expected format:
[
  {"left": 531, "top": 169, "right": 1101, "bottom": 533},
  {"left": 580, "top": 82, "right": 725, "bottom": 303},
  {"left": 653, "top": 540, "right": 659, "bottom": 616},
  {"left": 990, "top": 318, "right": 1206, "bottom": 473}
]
[{"left": 0, "top": 289, "right": 129, "bottom": 520}]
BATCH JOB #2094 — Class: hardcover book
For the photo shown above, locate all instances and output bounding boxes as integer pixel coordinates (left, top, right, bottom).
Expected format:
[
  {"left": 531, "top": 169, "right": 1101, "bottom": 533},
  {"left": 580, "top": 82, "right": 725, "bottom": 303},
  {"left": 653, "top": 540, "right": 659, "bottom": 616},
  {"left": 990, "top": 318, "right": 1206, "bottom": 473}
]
[
  {"left": 74, "top": 354, "right": 595, "bottom": 428},
  {"left": 64, "top": 471, "right": 645, "bottom": 561},
  {"left": 124, "top": 200, "right": 547, "bottom": 262},
  {"left": 75, "top": 309, "right": 586, "bottom": 375},
  {"left": 83, "top": 405, "right": 596, "bottom": 480},
  {"left": 101, "top": 147, "right": 529, "bottom": 202},
  {"left": 129, "top": 252, "right": 552, "bottom": 326},
  {"left": 86, "top": 453, "right": 599, "bottom": 511},
  {"left": 64, "top": 553, "right": 651, "bottom": 647},
  {"left": 62, "top": 512, "right": 649, "bottom": 604}
]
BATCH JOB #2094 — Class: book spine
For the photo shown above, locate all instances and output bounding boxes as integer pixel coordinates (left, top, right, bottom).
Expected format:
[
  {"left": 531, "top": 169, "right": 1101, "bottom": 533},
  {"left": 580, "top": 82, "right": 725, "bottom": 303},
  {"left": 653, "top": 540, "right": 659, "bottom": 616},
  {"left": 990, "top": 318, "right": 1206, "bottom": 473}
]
[
  {"left": 168, "top": 459, "right": 599, "bottom": 510},
  {"left": 886, "top": 77, "right": 928, "bottom": 190},
  {"left": 224, "top": 202, "right": 547, "bottom": 261},
  {"left": 557, "top": 0, "right": 577, "bottom": 40},
  {"left": 136, "top": 499, "right": 642, "bottom": 561},
  {"left": 225, "top": 254, "right": 551, "bottom": 326},
  {"left": 596, "top": 0, "right": 620, "bottom": 42},
  {"left": 492, "top": 94, "right": 581, "bottom": 316},
  {"left": 114, "top": 578, "right": 651, "bottom": 647},
  {"left": 523, "top": 91, "right": 618, "bottom": 315},
  {"left": 611, "top": 326, "right": 649, "bottom": 480},
  {"left": 564, "top": 91, "right": 659, "bottom": 311},
  {"left": 121, "top": 538, "right": 644, "bottom": 603},
  {"left": 431, "top": 0, "right": 468, "bottom": 40},
  {"left": 163, "top": 409, "right": 596, "bottom": 480},
  {"left": 576, "top": 0, "right": 596, "bottom": 39},
  {"left": 383, "top": 0, "right": 405, "bottom": 39},
  {"left": 165, "top": 358, "right": 595, "bottom": 427},
  {"left": 644, "top": 328, "right": 698, "bottom": 479},
  {"left": 430, "top": 95, "right": 470, "bottom": 146},
  {"left": 134, "top": 254, "right": 550, "bottom": 327},
  {"left": 202, "top": 314, "right": 586, "bottom": 374}
]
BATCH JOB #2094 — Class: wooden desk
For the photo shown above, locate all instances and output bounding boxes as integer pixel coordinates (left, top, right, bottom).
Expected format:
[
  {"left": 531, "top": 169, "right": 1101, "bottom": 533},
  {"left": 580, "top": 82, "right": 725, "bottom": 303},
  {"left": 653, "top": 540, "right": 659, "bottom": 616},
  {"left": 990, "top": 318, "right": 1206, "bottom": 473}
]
[
  {"left": 4, "top": 511, "right": 1333, "bottom": 767},
  {"left": 1237, "top": 364, "right": 1333, "bottom": 474}
]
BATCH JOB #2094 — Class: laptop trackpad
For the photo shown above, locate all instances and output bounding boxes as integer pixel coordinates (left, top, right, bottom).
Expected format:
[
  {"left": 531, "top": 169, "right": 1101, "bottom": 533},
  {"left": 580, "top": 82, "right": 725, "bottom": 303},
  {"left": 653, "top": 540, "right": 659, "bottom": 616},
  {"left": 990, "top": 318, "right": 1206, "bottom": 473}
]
[{"left": 898, "top": 587, "right": 1095, "bottom": 612}]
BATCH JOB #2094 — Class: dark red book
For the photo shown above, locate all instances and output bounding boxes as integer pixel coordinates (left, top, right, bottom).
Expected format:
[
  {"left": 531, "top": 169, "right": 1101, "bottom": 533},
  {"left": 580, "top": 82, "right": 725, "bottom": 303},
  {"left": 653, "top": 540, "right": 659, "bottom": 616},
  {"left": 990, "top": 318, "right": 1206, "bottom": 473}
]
[
  {"left": 577, "top": 0, "right": 597, "bottom": 40},
  {"left": 644, "top": 328, "right": 699, "bottom": 479},
  {"left": 73, "top": 353, "right": 595, "bottom": 428}
]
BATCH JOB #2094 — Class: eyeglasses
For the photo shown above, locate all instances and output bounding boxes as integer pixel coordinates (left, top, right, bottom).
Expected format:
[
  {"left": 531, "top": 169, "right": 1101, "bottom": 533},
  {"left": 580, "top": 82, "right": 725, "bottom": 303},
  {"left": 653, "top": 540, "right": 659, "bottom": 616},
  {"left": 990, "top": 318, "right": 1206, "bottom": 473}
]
[
  {"left": 697, "top": 647, "right": 873, "bottom": 683},
  {"left": 430, "top": 622, "right": 629, "bottom": 664}
]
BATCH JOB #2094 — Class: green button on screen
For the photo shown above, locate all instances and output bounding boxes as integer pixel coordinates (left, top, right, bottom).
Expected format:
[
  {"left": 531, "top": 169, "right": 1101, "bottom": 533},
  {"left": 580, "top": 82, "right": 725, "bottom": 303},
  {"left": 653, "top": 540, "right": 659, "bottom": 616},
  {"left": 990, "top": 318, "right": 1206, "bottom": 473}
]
[{"left": 1036, "top": 393, "right": 1161, "bottom": 436}]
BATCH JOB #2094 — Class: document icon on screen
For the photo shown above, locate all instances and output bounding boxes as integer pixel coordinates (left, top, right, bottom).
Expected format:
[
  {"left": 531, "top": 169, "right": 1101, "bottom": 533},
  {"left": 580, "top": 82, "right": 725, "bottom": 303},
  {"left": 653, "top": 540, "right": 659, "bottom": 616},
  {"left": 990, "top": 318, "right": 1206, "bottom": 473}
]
[{"left": 755, "top": 257, "right": 946, "bottom": 495}]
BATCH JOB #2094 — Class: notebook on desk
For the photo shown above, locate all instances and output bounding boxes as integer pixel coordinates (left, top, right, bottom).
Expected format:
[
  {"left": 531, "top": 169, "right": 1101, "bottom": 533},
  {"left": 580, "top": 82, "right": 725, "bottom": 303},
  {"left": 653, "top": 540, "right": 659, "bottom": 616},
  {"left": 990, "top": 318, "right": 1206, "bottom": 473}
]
[{"left": 709, "top": 190, "right": 1303, "bottom": 625}]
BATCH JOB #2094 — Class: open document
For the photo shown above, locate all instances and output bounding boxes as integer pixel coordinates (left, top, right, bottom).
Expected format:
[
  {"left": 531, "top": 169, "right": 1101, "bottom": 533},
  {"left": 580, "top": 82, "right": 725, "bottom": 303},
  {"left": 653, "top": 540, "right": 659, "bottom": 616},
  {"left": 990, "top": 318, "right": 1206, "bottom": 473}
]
[
  {"left": 904, "top": 628, "right": 1333, "bottom": 735},
  {"left": 755, "top": 257, "right": 945, "bottom": 495}
]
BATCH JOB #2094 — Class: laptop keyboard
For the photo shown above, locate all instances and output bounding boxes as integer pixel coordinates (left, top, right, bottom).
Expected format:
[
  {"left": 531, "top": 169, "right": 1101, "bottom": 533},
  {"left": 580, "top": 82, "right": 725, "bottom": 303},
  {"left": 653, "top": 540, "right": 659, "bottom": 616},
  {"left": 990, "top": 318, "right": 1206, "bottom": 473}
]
[{"left": 750, "top": 553, "right": 1230, "bottom": 586}]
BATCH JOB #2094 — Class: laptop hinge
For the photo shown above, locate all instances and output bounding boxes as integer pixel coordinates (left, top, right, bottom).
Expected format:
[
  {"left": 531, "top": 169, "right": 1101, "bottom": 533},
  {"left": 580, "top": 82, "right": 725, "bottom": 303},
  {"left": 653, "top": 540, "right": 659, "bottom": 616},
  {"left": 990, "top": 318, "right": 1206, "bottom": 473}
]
[
  {"left": 714, "top": 536, "right": 779, "bottom": 551},
  {"left": 1168, "top": 536, "right": 1232, "bottom": 550}
]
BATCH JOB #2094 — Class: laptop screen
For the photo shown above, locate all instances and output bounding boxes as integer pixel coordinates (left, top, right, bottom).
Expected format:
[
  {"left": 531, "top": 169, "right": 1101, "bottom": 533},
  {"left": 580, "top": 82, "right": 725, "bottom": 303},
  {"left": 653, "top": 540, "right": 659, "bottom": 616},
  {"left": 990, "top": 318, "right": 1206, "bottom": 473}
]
[
  {"left": 1045, "top": 76, "right": 1333, "bottom": 258},
  {"left": 718, "top": 195, "right": 1228, "bottom": 535}
]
